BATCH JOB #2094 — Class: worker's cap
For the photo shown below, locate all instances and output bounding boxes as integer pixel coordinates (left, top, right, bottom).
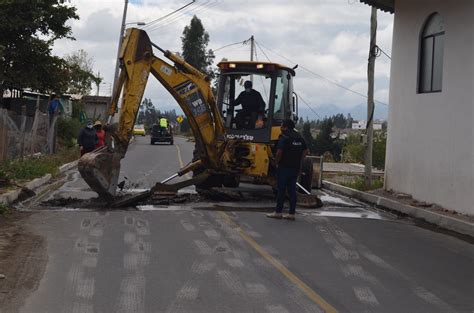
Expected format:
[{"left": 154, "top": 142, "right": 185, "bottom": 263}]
[
  {"left": 281, "top": 119, "right": 295, "bottom": 130},
  {"left": 94, "top": 120, "right": 102, "bottom": 126},
  {"left": 244, "top": 80, "right": 252, "bottom": 89}
]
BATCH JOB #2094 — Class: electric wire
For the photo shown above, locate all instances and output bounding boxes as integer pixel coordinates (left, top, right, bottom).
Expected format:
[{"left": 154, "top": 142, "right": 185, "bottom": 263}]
[
  {"left": 255, "top": 41, "right": 271, "bottom": 62},
  {"left": 142, "top": 0, "right": 197, "bottom": 29},
  {"left": 147, "top": 0, "right": 221, "bottom": 33},
  {"left": 146, "top": 0, "right": 209, "bottom": 32},
  {"left": 213, "top": 40, "right": 247, "bottom": 52},
  {"left": 253, "top": 47, "right": 269, "bottom": 100},
  {"left": 256, "top": 41, "right": 388, "bottom": 106},
  {"left": 299, "top": 94, "right": 323, "bottom": 120}
]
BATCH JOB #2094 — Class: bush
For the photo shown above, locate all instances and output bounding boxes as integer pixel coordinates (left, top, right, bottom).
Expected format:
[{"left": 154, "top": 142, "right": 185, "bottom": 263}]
[{"left": 57, "top": 117, "right": 83, "bottom": 148}]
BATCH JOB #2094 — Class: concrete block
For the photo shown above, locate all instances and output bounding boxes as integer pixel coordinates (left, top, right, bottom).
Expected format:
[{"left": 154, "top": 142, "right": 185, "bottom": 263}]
[
  {"left": 59, "top": 160, "right": 78, "bottom": 173},
  {"left": 25, "top": 174, "right": 52, "bottom": 191}
]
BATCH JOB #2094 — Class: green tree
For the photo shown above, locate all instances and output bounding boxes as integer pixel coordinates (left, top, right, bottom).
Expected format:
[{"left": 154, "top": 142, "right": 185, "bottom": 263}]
[
  {"left": 64, "top": 49, "right": 100, "bottom": 95},
  {"left": 0, "top": 0, "right": 78, "bottom": 94},
  {"left": 181, "top": 15, "right": 215, "bottom": 76}
]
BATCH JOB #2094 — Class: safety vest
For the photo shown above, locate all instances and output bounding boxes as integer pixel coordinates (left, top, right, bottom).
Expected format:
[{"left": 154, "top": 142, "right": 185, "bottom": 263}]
[{"left": 159, "top": 118, "right": 168, "bottom": 128}]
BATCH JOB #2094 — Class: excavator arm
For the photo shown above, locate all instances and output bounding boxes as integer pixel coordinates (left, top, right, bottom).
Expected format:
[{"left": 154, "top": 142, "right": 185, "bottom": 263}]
[{"left": 78, "top": 28, "right": 225, "bottom": 200}]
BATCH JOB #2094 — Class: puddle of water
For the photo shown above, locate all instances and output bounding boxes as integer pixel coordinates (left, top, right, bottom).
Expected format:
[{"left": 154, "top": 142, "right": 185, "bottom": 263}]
[
  {"left": 309, "top": 209, "right": 383, "bottom": 220},
  {"left": 320, "top": 194, "right": 353, "bottom": 205}
]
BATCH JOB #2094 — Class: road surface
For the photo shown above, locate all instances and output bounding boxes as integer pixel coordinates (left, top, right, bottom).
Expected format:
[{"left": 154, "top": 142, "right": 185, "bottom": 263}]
[{"left": 1, "top": 136, "right": 473, "bottom": 313}]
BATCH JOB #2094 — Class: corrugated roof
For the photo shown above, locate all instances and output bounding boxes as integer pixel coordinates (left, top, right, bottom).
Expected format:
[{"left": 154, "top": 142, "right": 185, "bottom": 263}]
[{"left": 359, "top": 0, "right": 394, "bottom": 14}]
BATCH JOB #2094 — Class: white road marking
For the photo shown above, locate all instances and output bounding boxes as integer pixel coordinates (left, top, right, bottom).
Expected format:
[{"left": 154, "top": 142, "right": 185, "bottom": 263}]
[
  {"left": 180, "top": 220, "right": 195, "bottom": 231},
  {"left": 193, "top": 240, "right": 213, "bottom": 255},
  {"left": 225, "top": 258, "right": 244, "bottom": 268},
  {"left": 353, "top": 286, "right": 379, "bottom": 306},
  {"left": 204, "top": 229, "right": 221, "bottom": 240},
  {"left": 191, "top": 260, "right": 215, "bottom": 274}
]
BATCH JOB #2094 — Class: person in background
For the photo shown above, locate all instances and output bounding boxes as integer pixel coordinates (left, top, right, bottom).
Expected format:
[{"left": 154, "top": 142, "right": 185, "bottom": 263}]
[
  {"left": 94, "top": 120, "right": 105, "bottom": 149},
  {"left": 159, "top": 116, "right": 168, "bottom": 135},
  {"left": 47, "top": 94, "right": 62, "bottom": 125},
  {"left": 267, "top": 119, "right": 309, "bottom": 221},
  {"left": 78, "top": 120, "right": 98, "bottom": 156}
]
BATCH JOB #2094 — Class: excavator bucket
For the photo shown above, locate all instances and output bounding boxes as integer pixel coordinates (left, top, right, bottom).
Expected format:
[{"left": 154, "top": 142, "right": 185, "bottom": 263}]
[{"left": 78, "top": 148, "right": 121, "bottom": 201}]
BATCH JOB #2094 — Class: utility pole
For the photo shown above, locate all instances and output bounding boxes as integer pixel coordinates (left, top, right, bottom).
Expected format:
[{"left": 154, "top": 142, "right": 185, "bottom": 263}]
[
  {"left": 250, "top": 35, "right": 254, "bottom": 82},
  {"left": 112, "top": 0, "right": 129, "bottom": 99},
  {"left": 364, "top": 7, "right": 377, "bottom": 189}
]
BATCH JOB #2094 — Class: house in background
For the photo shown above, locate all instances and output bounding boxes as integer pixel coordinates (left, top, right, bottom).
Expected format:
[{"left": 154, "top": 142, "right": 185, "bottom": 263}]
[
  {"left": 351, "top": 120, "right": 383, "bottom": 130},
  {"left": 82, "top": 96, "right": 111, "bottom": 122},
  {"left": 361, "top": 0, "right": 473, "bottom": 215}
]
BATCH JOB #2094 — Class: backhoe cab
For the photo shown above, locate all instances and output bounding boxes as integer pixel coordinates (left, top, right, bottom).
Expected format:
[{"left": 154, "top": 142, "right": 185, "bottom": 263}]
[{"left": 217, "top": 61, "right": 298, "bottom": 143}]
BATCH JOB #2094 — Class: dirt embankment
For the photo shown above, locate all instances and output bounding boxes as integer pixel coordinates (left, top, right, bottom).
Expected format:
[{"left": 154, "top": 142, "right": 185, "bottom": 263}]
[{"left": 0, "top": 212, "right": 47, "bottom": 313}]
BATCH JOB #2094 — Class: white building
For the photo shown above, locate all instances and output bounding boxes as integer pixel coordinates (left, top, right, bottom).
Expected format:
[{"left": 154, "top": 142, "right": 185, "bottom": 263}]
[
  {"left": 351, "top": 120, "right": 383, "bottom": 130},
  {"left": 361, "top": 0, "right": 473, "bottom": 215}
]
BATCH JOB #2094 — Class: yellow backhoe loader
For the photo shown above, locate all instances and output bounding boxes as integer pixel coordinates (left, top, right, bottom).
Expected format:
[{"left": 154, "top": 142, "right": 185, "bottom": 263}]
[{"left": 78, "top": 28, "right": 317, "bottom": 205}]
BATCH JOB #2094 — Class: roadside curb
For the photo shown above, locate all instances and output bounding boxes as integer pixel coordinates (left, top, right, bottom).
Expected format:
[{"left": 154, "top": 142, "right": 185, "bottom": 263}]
[
  {"left": 323, "top": 180, "right": 474, "bottom": 238},
  {"left": 0, "top": 159, "right": 78, "bottom": 205}
]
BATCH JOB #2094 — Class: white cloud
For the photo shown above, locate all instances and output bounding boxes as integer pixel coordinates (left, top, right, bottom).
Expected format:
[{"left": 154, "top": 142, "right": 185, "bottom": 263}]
[{"left": 53, "top": 0, "right": 394, "bottom": 117}]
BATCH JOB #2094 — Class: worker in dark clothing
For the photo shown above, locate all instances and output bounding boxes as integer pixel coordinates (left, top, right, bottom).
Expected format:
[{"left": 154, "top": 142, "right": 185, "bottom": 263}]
[
  {"left": 267, "top": 119, "right": 309, "bottom": 220},
  {"left": 234, "top": 80, "right": 266, "bottom": 129},
  {"left": 78, "top": 120, "right": 98, "bottom": 156}
]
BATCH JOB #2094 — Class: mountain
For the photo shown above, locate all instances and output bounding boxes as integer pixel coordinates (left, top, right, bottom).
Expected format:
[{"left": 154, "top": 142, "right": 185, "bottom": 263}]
[{"left": 297, "top": 103, "right": 388, "bottom": 121}]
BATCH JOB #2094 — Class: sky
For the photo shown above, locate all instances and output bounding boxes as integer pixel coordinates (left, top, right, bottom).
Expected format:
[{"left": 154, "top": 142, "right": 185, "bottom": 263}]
[{"left": 53, "top": 0, "right": 394, "bottom": 120}]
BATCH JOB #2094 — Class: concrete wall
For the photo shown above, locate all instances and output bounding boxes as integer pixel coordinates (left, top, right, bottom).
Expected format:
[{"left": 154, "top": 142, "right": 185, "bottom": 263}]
[{"left": 385, "top": 0, "right": 474, "bottom": 215}]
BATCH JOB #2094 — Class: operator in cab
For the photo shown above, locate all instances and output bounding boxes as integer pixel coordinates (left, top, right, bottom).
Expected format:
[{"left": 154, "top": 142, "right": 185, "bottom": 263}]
[
  {"left": 159, "top": 116, "right": 168, "bottom": 135},
  {"left": 267, "top": 119, "right": 309, "bottom": 221},
  {"left": 234, "top": 80, "right": 265, "bottom": 129}
]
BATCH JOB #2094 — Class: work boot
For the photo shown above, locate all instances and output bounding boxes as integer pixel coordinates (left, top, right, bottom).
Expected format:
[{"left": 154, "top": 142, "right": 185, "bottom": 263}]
[
  {"left": 266, "top": 212, "right": 282, "bottom": 219},
  {"left": 283, "top": 214, "right": 296, "bottom": 221}
]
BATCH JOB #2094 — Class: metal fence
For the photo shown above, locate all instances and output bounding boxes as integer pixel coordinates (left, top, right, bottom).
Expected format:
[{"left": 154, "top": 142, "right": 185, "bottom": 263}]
[{"left": 0, "top": 104, "right": 55, "bottom": 162}]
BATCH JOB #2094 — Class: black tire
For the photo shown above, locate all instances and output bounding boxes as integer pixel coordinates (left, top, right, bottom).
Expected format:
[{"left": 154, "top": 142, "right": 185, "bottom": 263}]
[{"left": 298, "top": 158, "right": 313, "bottom": 192}]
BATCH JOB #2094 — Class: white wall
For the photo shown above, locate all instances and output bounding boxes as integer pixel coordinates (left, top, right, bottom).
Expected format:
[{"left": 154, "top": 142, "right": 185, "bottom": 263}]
[{"left": 385, "top": 0, "right": 474, "bottom": 215}]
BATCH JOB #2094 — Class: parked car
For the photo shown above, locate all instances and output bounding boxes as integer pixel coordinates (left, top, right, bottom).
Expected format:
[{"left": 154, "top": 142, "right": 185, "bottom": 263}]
[
  {"left": 150, "top": 124, "right": 173, "bottom": 145},
  {"left": 133, "top": 124, "right": 146, "bottom": 136}
]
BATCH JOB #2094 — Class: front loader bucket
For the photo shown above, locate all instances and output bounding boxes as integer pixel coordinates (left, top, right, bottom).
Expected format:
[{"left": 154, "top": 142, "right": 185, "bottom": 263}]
[{"left": 78, "top": 149, "right": 121, "bottom": 201}]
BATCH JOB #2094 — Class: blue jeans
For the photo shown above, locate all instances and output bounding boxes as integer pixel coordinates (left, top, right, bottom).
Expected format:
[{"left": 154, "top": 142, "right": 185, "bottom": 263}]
[{"left": 276, "top": 167, "right": 299, "bottom": 214}]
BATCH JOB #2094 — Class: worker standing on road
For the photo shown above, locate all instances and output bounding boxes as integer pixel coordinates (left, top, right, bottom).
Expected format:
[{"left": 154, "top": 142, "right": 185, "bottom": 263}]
[
  {"left": 159, "top": 116, "right": 168, "bottom": 135},
  {"left": 94, "top": 121, "right": 106, "bottom": 149},
  {"left": 78, "top": 120, "right": 98, "bottom": 156},
  {"left": 267, "top": 119, "right": 309, "bottom": 220},
  {"left": 234, "top": 80, "right": 266, "bottom": 129}
]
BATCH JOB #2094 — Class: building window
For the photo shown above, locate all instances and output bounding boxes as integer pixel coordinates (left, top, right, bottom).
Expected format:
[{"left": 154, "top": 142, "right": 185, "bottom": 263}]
[{"left": 419, "top": 13, "right": 445, "bottom": 93}]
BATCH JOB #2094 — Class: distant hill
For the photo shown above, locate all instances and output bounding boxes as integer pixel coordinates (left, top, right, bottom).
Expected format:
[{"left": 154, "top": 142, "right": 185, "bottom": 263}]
[{"left": 297, "top": 103, "right": 388, "bottom": 121}]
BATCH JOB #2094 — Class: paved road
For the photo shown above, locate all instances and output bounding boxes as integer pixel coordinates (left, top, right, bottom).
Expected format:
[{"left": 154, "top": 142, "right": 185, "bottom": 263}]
[{"left": 4, "top": 136, "right": 474, "bottom": 313}]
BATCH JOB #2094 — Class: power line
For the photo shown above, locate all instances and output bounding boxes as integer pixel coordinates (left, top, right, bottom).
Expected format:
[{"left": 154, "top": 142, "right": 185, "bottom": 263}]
[
  {"left": 256, "top": 40, "right": 389, "bottom": 106},
  {"left": 213, "top": 40, "right": 247, "bottom": 52},
  {"left": 299, "top": 94, "right": 323, "bottom": 120},
  {"left": 147, "top": 0, "right": 221, "bottom": 33},
  {"left": 254, "top": 41, "right": 271, "bottom": 62},
  {"left": 146, "top": 0, "right": 208, "bottom": 32},
  {"left": 253, "top": 47, "right": 269, "bottom": 100},
  {"left": 142, "top": 0, "right": 196, "bottom": 29}
]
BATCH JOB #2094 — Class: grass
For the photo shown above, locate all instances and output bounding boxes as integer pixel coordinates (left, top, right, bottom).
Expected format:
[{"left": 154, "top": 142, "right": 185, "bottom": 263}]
[
  {"left": 0, "top": 148, "right": 80, "bottom": 185},
  {"left": 0, "top": 203, "right": 11, "bottom": 216},
  {"left": 340, "top": 176, "right": 384, "bottom": 191}
]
